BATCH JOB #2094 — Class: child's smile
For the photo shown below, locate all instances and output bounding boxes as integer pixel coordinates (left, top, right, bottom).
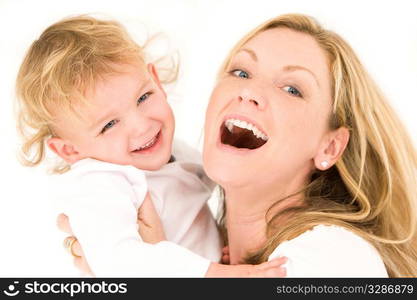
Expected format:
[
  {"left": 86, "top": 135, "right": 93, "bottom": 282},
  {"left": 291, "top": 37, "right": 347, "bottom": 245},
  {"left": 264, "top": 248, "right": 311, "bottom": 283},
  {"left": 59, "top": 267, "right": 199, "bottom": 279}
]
[{"left": 48, "top": 62, "right": 175, "bottom": 171}]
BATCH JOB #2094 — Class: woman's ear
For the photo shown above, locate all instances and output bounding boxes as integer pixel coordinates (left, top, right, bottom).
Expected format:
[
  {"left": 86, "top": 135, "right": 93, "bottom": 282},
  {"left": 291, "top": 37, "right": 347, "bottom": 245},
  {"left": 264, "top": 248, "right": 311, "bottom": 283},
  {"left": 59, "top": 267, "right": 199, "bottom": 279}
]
[
  {"left": 314, "top": 127, "right": 350, "bottom": 170},
  {"left": 47, "top": 137, "right": 83, "bottom": 164}
]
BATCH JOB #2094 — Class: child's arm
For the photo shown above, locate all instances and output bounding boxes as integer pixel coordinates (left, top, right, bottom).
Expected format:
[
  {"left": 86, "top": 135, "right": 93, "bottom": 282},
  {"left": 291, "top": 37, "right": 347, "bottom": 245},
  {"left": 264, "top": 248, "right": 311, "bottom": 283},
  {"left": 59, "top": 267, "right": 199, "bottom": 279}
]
[
  {"left": 205, "top": 258, "right": 287, "bottom": 277},
  {"left": 58, "top": 206, "right": 287, "bottom": 278},
  {"left": 60, "top": 162, "right": 286, "bottom": 277},
  {"left": 60, "top": 167, "right": 213, "bottom": 277},
  {"left": 137, "top": 195, "right": 287, "bottom": 278}
]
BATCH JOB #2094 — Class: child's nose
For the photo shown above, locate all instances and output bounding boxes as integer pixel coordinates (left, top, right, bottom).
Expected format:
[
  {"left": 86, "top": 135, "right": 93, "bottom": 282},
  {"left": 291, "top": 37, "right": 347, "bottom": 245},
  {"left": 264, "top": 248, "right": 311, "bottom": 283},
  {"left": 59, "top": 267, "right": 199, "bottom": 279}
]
[{"left": 128, "top": 113, "right": 150, "bottom": 137}]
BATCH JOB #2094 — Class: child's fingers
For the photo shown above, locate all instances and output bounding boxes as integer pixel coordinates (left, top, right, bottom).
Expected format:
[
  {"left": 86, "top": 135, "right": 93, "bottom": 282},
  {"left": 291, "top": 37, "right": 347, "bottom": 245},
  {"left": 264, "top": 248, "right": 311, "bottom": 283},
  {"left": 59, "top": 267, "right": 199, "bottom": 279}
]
[
  {"left": 268, "top": 256, "right": 288, "bottom": 266},
  {"left": 262, "top": 266, "right": 287, "bottom": 278},
  {"left": 221, "top": 254, "right": 230, "bottom": 264},
  {"left": 256, "top": 256, "right": 288, "bottom": 270},
  {"left": 221, "top": 246, "right": 230, "bottom": 263},
  {"left": 56, "top": 213, "right": 73, "bottom": 235},
  {"left": 250, "top": 257, "right": 288, "bottom": 277}
]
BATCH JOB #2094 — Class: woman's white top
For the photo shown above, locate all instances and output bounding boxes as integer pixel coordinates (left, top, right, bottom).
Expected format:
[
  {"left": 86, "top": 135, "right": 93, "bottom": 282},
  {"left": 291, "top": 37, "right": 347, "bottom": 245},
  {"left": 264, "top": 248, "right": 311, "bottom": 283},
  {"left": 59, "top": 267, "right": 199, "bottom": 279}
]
[
  {"left": 54, "top": 140, "right": 222, "bottom": 277},
  {"left": 268, "top": 225, "right": 388, "bottom": 277}
]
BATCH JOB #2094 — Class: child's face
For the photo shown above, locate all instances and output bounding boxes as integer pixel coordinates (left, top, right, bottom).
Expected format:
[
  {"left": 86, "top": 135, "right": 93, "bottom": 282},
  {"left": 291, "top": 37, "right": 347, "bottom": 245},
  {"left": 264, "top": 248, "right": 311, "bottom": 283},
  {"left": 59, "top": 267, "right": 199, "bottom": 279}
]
[{"left": 50, "top": 63, "right": 175, "bottom": 170}]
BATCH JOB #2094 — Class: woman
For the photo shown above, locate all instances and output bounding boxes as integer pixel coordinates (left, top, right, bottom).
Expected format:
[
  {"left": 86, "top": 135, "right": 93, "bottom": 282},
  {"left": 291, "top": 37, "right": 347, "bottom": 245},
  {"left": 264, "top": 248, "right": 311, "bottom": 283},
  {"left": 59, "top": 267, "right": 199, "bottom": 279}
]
[{"left": 60, "top": 14, "right": 417, "bottom": 277}]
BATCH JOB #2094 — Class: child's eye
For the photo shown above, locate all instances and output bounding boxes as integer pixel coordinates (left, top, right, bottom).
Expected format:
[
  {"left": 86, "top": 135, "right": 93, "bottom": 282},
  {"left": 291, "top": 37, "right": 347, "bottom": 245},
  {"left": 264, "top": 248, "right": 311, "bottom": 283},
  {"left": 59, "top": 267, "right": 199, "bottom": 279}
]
[
  {"left": 137, "top": 92, "right": 152, "bottom": 105},
  {"left": 282, "top": 86, "right": 303, "bottom": 98},
  {"left": 231, "top": 69, "right": 250, "bottom": 79},
  {"left": 100, "top": 119, "right": 119, "bottom": 134}
]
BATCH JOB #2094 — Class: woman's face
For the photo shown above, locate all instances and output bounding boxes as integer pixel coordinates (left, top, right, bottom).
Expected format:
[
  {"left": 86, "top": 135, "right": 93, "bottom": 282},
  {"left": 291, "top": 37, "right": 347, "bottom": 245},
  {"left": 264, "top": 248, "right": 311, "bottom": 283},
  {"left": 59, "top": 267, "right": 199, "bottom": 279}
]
[{"left": 203, "top": 28, "right": 333, "bottom": 189}]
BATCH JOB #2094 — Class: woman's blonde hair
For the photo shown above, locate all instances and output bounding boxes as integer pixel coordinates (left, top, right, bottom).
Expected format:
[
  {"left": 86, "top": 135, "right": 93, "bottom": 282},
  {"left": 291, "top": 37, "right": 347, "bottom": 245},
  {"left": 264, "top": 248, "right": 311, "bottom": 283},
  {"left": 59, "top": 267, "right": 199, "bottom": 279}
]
[
  {"left": 16, "top": 15, "right": 177, "bottom": 173},
  {"left": 218, "top": 14, "right": 417, "bottom": 277}
]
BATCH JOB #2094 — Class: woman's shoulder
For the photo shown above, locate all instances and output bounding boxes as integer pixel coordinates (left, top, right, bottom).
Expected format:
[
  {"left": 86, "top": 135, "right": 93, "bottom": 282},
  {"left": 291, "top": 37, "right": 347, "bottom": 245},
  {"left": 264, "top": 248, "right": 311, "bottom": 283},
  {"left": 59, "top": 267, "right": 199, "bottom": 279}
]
[{"left": 268, "top": 224, "right": 388, "bottom": 277}]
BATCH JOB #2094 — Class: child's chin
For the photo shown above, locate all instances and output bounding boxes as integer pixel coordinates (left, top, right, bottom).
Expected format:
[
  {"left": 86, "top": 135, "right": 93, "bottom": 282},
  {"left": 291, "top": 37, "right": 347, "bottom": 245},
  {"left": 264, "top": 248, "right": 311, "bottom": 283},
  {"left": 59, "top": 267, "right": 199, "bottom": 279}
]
[{"left": 134, "top": 153, "right": 171, "bottom": 171}]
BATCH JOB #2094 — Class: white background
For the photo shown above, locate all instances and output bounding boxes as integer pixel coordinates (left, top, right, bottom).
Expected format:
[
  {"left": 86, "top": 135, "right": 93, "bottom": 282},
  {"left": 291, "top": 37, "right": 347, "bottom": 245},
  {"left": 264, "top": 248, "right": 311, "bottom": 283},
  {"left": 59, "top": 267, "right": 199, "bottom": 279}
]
[{"left": 0, "top": 0, "right": 416, "bottom": 276}]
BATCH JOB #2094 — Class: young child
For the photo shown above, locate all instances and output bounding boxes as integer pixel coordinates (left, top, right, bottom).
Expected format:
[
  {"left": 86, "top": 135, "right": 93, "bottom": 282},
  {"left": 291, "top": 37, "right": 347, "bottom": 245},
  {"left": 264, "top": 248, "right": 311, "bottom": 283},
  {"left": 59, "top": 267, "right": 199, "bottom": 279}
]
[{"left": 15, "top": 15, "right": 286, "bottom": 277}]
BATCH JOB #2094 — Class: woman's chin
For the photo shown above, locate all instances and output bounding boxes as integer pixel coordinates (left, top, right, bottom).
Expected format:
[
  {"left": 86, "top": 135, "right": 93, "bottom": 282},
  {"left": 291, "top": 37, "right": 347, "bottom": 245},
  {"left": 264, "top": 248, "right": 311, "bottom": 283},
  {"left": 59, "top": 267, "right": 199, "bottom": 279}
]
[{"left": 203, "top": 155, "right": 254, "bottom": 188}]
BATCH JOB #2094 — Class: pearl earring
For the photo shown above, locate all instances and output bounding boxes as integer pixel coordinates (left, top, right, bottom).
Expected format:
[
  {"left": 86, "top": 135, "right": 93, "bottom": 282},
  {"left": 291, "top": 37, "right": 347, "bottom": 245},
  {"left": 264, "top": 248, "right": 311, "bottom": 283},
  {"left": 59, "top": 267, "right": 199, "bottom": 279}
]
[{"left": 320, "top": 161, "right": 329, "bottom": 168}]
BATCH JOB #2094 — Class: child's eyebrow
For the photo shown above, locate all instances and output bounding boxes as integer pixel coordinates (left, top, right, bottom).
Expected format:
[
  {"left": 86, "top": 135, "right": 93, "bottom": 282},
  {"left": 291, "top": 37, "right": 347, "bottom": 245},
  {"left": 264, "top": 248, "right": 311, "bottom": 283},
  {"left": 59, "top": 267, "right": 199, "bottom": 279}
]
[
  {"left": 132, "top": 79, "right": 151, "bottom": 102},
  {"left": 90, "top": 109, "right": 117, "bottom": 132},
  {"left": 89, "top": 79, "right": 151, "bottom": 131}
]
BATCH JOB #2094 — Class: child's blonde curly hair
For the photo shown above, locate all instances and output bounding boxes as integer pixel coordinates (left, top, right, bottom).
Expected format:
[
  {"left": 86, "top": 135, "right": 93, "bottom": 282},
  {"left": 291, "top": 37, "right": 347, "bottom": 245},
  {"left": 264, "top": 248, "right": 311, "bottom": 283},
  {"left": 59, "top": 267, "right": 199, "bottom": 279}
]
[{"left": 16, "top": 15, "right": 177, "bottom": 173}]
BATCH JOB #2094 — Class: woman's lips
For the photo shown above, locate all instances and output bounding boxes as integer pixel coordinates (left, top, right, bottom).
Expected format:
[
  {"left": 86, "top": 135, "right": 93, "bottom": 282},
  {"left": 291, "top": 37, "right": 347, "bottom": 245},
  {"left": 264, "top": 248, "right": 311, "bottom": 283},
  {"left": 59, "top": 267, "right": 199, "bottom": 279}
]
[{"left": 218, "top": 115, "right": 268, "bottom": 151}]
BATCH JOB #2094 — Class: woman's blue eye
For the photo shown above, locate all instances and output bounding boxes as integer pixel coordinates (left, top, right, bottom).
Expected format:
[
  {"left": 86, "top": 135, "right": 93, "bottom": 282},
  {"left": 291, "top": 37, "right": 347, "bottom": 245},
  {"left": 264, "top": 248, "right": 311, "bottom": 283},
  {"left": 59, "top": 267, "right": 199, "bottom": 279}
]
[
  {"left": 283, "top": 86, "right": 302, "bottom": 98},
  {"left": 137, "top": 92, "right": 151, "bottom": 105},
  {"left": 100, "top": 119, "right": 118, "bottom": 134},
  {"left": 231, "top": 69, "right": 249, "bottom": 79}
]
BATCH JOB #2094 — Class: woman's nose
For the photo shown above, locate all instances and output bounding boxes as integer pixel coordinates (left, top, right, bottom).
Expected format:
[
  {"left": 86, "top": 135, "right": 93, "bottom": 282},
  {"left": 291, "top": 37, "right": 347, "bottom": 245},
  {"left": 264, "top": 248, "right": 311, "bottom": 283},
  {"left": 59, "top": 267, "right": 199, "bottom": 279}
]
[{"left": 238, "top": 87, "right": 266, "bottom": 110}]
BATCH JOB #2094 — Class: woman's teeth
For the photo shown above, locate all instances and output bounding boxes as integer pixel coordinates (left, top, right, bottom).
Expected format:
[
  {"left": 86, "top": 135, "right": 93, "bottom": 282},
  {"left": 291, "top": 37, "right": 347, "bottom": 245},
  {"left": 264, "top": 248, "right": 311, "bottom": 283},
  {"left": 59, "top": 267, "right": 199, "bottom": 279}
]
[{"left": 225, "top": 119, "right": 268, "bottom": 141}]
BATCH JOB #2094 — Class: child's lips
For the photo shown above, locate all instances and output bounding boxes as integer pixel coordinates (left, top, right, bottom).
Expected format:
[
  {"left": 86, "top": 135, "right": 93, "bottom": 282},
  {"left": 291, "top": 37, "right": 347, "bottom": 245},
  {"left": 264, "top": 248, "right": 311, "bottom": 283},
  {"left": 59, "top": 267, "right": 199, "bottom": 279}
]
[{"left": 131, "top": 131, "right": 162, "bottom": 154}]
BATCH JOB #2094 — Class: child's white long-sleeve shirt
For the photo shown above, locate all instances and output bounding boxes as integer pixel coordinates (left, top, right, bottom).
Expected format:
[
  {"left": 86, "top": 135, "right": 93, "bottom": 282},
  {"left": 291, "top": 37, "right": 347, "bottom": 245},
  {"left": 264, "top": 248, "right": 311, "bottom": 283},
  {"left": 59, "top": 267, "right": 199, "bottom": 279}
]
[{"left": 55, "top": 141, "right": 222, "bottom": 277}]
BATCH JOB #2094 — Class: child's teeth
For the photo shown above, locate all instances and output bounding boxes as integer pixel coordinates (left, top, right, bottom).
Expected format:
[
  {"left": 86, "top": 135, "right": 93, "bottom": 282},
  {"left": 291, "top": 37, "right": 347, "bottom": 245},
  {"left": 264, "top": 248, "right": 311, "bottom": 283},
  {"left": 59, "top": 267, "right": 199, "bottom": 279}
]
[{"left": 138, "top": 135, "right": 157, "bottom": 150}]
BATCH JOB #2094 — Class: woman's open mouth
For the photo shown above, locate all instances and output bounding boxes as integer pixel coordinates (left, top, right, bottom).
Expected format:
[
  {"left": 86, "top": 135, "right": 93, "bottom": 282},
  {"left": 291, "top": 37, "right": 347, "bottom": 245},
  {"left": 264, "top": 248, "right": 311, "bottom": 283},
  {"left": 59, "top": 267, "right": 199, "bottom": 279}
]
[{"left": 220, "top": 118, "right": 268, "bottom": 150}]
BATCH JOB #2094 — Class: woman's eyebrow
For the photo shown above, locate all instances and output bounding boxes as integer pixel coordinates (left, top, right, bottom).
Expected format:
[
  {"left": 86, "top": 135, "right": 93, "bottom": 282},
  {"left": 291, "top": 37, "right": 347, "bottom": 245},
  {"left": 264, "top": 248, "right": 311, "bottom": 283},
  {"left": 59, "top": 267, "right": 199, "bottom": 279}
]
[
  {"left": 237, "top": 48, "right": 258, "bottom": 61},
  {"left": 283, "top": 65, "right": 320, "bottom": 87},
  {"left": 235, "top": 49, "right": 319, "bottom": 87}
]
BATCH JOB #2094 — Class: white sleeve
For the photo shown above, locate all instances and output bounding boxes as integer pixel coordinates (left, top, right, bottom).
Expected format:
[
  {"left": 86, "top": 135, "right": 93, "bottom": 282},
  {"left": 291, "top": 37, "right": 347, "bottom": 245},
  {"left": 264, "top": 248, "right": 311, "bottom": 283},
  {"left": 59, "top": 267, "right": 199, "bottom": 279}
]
[
  {"left": 268, "top": 225, "right": 388, "bottom": 277},
  {"left": 60, "top": 169, "right": 210, "bottom": 277}
]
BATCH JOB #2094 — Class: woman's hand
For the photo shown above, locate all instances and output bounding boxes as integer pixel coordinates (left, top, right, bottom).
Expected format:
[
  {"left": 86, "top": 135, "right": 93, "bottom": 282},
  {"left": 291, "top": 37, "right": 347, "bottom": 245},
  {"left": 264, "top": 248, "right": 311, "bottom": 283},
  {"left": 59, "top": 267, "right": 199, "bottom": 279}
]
[
  {"left": 137, "top": 192, "right": 166, "bottom": 244},
  {"left": 57, "top": 214, "right": 94, "bottom": 276}
]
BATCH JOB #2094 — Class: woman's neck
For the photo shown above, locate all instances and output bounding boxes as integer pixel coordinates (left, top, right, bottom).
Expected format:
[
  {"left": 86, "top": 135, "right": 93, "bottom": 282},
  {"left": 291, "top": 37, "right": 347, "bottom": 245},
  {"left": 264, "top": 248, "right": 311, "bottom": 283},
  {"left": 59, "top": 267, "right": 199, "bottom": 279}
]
[
  {"left": 225, "top": 206, "right": 267, "bottom": 265},
  {"left": 224, "top": 181, "right": 304, "bottom": 264}
]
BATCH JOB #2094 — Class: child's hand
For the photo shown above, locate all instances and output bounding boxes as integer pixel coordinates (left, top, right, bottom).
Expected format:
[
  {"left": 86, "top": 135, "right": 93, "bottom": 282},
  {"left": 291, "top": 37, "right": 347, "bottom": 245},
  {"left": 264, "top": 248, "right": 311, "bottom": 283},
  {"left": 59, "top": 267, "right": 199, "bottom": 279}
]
[
  {"left": 137, "top": 192, "right": 166, "bottom": 244},
  {"left": 205, "top": 256, "right": 287, "bottom": 277},
  {"left": 221, "top": 246, "right": 230, "bottom": 264},
  {"left": 248, "top": 257, "right": 287, "bottom": 277}
]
